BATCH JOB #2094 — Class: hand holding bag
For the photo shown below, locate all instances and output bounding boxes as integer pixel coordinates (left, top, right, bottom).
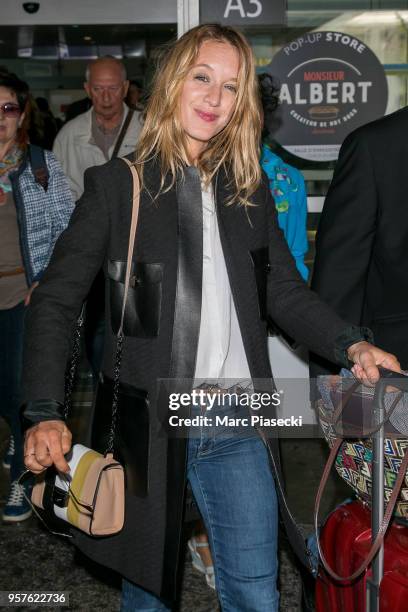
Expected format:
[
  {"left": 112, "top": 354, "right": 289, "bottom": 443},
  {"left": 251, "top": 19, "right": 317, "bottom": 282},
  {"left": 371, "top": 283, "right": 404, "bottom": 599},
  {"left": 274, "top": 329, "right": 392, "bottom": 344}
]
[
  {"left": 30, "top": 444, "right": 125, "bottom": 537},
  {"left": 22, "top": 157, "right": 141, "bottom": 538}
]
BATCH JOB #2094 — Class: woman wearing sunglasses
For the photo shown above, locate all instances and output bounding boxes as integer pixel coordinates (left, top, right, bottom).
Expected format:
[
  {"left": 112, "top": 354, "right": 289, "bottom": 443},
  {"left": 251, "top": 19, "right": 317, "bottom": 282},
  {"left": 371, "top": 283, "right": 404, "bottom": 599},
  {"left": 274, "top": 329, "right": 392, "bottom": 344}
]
[
  {"left": 22, "top": 25, "right": 399, "bottom": 611},
  {"left": 0, "top": 73, "right": 74, "bottom": 523}
]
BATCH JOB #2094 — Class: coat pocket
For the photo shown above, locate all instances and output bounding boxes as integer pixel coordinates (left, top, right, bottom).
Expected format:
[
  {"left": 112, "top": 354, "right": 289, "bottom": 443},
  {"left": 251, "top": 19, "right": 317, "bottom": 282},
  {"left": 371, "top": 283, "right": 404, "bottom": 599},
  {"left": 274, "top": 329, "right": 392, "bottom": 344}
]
[
  {"left": 108, "top": 260, "right": 163, "bottom": 337},
  {"left": 249, "top": 247, "right": 270, "bottom": 321}
]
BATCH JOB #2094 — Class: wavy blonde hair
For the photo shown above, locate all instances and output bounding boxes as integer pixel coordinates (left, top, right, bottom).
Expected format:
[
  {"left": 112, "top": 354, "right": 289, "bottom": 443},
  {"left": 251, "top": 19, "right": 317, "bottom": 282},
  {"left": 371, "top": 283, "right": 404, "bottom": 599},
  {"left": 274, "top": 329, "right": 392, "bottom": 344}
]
[{"left": 135, "top": 24, "right": 262, "bottom": 206}]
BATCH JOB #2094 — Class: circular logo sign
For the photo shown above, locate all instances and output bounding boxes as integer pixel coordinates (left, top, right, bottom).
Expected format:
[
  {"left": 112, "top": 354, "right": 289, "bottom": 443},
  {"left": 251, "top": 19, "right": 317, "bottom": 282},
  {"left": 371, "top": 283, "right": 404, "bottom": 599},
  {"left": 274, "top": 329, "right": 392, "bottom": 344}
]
[{"left": 266, "top": 31, "right": 388, "bottom": 161}]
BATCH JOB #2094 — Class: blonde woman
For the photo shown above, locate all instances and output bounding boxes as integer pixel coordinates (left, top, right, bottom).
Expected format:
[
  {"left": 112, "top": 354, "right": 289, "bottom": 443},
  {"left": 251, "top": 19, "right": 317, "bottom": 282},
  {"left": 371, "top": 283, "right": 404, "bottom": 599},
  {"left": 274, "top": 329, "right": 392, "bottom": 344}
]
[{"left": 22, "top": 24, "right": 398, "bottom": 611}]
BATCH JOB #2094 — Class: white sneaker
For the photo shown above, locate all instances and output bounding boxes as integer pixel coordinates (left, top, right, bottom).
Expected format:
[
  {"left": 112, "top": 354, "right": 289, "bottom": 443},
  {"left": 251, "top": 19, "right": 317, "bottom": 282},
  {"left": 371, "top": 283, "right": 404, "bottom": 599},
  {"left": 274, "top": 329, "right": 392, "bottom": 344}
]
[{"left": 188, "top": 537, "right": 216, "bottom": 590}]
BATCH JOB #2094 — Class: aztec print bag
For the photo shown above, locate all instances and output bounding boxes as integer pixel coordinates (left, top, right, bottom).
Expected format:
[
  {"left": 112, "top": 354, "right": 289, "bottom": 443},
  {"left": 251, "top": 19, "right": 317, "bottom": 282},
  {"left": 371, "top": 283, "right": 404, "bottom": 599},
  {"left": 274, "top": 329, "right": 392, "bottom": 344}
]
[{"left": 317, "top": 369, "right": 408, "bottom": 519}]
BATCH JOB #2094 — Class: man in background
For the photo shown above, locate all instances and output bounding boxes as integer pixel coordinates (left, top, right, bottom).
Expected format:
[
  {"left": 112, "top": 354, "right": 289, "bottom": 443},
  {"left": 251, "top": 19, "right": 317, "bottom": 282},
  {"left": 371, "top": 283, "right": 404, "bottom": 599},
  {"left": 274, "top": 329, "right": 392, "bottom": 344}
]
[
  {"left": 53, "top": 56, "right": 142, "bottom": 201},
  {"left": 53, "top": 56, "right": 142, "bottom": 376}
]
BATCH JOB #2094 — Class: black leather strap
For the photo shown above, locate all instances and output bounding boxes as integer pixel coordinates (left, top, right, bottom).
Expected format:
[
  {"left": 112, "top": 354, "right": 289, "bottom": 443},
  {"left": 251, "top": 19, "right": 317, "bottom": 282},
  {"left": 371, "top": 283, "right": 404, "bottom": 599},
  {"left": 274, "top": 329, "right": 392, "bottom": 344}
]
[
  {"left": 111, "top": 109, "right": 134, "bottom": 160},
  {"left": 161, "top": 167, "right": 203, "bottom": 601}
]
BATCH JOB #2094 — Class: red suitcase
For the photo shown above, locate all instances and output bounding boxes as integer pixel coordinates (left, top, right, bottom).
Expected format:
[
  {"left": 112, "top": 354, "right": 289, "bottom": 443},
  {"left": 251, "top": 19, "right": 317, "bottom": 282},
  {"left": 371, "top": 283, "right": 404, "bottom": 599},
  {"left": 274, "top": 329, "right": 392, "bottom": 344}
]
[{"left": 316, "top": 500, "right": 408, "bottom": 611}]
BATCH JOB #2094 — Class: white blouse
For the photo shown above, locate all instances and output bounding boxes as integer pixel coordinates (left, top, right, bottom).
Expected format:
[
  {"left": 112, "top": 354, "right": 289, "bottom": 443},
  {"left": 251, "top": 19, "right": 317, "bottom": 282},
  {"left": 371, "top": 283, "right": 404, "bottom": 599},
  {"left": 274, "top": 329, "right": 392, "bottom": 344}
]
[{"left": 193, "top": 183, "right": 251, "bottom": 389}]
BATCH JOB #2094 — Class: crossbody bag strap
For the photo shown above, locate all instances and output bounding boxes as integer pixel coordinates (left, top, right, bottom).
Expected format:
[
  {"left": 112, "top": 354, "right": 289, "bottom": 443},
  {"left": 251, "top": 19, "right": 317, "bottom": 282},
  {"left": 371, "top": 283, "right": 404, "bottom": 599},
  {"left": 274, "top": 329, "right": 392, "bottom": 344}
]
[
  {"left": 63, "top": 304, "right": 86, "bottom": 419},
  {"left": 105, "top": 157, "right": 140, "bottom": 453},
  {"left": 118, "top": 158, "right": 140, "bottom": 335},
  {"left": 110, "top": 110, "right": 134, "bottom": 160},
  {"left": 257, "top": 427, "right": 315, "bottom": 572}
]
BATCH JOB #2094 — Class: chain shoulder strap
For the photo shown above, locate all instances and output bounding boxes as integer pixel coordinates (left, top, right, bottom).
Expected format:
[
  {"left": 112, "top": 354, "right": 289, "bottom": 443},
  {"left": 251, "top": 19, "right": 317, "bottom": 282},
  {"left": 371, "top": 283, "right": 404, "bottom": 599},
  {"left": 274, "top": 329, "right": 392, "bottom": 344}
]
[
  {"left": 64, "top": 304, "right": 85, "bottom": 419},
  {"left": 106, "top": 158, "right": 140, "bottom": 453},
  {"left": 63, "top": 160, "right": 140, "bottom": 451}
]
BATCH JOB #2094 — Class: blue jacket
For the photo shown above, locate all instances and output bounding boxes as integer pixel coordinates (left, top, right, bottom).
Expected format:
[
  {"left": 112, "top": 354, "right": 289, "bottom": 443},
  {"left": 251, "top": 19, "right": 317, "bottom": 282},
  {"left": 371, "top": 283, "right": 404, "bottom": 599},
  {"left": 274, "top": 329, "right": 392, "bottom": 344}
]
[
  {"left": 261, "top": 144, "right": 309, "bottom": 281},
  {"left": 9, "top": 147, "right": 74, "bottom": 286}
]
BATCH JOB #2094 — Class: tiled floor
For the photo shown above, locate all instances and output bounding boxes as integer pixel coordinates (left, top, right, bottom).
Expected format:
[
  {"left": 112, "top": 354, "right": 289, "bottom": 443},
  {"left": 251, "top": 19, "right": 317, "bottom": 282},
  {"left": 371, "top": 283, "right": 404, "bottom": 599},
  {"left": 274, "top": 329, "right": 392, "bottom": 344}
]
[{"left": 0, "top": 372, "right": 349, "bottom": 611}]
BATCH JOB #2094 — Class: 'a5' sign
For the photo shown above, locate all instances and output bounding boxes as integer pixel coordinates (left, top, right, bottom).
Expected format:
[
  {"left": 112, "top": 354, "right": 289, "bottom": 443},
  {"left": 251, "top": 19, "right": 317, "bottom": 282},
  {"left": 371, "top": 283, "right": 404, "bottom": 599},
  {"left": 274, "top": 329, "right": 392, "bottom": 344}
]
[
  {"left": 200, "top": 0, "right": 286, "bottom": 26},
  {"left": 224, "top": 0, "right": 262, "bottom": 18}
]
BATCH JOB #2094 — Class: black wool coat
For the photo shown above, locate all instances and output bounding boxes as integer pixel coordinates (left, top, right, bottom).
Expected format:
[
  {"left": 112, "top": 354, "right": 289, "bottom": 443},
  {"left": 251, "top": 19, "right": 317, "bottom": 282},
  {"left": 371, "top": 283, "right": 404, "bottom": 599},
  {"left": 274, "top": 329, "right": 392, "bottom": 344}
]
[
  {"left": 23, "top": 156, "right": 353, "bottom": 601},
  {"left": 311, "top": 106, "right": 408, "bottom": 379}
]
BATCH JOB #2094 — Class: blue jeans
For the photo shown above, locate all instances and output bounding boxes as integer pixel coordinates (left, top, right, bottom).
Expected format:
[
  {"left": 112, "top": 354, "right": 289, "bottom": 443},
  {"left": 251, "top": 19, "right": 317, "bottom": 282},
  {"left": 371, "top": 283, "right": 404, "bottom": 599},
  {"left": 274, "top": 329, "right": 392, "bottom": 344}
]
[
  {"left": 121, "top": 400, "right": 279, "bottom": 611},
  {"left": 0, "top": 301, "right": 26, "bottom": 481}
]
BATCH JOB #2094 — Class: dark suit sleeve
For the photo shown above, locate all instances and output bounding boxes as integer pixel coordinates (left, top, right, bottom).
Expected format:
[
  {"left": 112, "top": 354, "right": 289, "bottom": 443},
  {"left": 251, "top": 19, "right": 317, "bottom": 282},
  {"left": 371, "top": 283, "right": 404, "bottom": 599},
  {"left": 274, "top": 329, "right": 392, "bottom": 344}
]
[
  {"left": 263, "top": 173, "right": 368, "bottom": 366},
  {"left": 310, "top": 130, "right": 378, "bottom": 378},
  {"left": 22, "top": 166, "right": 110, "bottom": 404}
]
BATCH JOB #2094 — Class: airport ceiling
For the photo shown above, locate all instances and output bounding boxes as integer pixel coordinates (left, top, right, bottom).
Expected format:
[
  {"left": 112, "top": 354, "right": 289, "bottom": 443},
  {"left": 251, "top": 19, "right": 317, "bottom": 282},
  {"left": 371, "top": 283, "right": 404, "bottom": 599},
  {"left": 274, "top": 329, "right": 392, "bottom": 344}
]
[
  {"left": 0, "top": 24, "right": 177, "bottom": 60},
  {"left": 0, "top": 15, "right": 344, "bottom": 61},
  {"left": 1, "top": 7, "right": 407, "bottom": 61}
]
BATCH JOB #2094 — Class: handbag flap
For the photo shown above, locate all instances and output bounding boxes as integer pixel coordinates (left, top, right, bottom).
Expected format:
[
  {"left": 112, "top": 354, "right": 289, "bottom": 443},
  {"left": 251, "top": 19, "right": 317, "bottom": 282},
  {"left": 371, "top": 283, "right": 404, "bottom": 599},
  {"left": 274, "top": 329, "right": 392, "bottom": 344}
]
[{"left": 68, "top": 448, "right": 120, "bottom": 509}]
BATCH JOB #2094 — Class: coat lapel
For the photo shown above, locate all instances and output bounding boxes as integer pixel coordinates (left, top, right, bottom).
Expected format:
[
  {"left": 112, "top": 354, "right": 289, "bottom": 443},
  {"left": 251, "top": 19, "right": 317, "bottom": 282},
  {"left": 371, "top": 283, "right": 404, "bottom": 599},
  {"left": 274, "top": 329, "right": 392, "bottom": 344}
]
[
  {"left": 161, "top": 167, "right": 204, "bottom": 600},
  {"left": 168, "top": 166, "right": 203, "bottom": 386}
]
